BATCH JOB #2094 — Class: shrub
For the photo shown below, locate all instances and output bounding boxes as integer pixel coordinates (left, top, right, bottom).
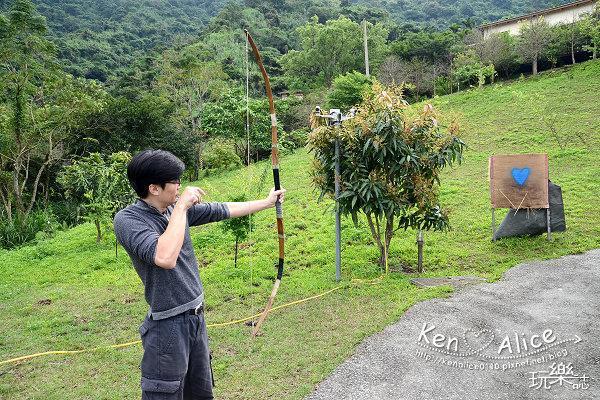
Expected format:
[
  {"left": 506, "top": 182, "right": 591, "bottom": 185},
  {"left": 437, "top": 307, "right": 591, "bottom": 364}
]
[
  {"left": 281, "top": 128, "right": 309, "bottom": 153},
  {"left": 327, "top": 71, "right": 373, "bottom": 110},
  {"left": 49, "top": 199, "right": 82, "bottom": 228},
  {"left": 0, "top": 210, "right": 57, "bottom": 250},
  {"left": 203, "top": 139, "right": 243, "bottom": 174},
  {"left": 221, "top": 194, "right": 253, "bottom": 268}
]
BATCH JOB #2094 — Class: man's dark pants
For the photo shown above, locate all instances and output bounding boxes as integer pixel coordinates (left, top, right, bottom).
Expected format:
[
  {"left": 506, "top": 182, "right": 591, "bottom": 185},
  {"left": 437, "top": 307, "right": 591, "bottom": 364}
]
[{"left": 139, "top": 311, "right": 214, "bottom": 399}]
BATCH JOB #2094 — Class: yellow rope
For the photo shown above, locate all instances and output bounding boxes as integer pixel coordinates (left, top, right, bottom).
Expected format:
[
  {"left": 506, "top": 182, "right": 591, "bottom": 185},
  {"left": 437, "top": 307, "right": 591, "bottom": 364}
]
[
  {"left": 0, "top": 278, "right": 382, "bottom": 366},
  {"left": 208, "top": 286, "right": 343, "bottom": 328},
  {"left": 0, "top": 340, "right": 143, "bottom": 366}
]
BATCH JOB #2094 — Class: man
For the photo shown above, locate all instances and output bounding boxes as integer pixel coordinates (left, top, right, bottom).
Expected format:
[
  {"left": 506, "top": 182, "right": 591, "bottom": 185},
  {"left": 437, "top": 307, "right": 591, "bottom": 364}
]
[{"left": 114, "top": 149, "right": 285, "bottom": 399}]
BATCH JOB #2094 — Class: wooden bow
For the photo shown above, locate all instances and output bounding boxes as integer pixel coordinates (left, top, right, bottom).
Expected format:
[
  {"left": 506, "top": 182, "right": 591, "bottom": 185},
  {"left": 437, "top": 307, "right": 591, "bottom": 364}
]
[{"left": 244, "top": 30, "right": 285, "bottom": 337}]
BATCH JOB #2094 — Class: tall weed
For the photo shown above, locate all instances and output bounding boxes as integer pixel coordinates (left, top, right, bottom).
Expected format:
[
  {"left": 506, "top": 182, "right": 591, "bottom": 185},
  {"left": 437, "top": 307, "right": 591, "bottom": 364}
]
[{"left": 0, "top": 210, "right": 57, "bottom": 249}]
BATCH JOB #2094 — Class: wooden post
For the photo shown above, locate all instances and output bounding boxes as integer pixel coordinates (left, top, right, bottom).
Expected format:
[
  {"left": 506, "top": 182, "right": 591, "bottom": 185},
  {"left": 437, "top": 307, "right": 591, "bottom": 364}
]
[
  {"left": 546, "top": 208, "right": 552, "bottom": 241},
  {"left": 363, "top": 20, "right": 370, "bottom": 77},
  {"left": 417, "top": 230, "right": 424, "bottom": 273},
  {"left": 491, "top": 208, "right": 496, "bottom": 242}
]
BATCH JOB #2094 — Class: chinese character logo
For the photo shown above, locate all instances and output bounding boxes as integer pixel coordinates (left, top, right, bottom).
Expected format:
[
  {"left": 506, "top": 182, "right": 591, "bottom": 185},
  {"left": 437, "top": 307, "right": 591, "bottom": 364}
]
[{"left": 529, "top": 362, "right": 590, "bottom": 390}]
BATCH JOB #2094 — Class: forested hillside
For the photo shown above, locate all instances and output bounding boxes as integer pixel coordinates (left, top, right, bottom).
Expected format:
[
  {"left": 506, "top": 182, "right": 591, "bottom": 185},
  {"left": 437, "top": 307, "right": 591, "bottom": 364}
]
[
  {"left": 351, "top": 0, "right": 572, "bottom": 28},
  {"left": 0, "top": 0, "right": 229, "bottom": 81},
  {"left": 0, "top": 0, "right": 576, "bottom": 83}
]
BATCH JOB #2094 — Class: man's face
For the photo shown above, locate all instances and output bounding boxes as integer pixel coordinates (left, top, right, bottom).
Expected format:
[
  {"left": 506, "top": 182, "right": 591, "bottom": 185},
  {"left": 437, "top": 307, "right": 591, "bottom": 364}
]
[{"left": 148, "top": 179, "right": 180, "bottom": 206}]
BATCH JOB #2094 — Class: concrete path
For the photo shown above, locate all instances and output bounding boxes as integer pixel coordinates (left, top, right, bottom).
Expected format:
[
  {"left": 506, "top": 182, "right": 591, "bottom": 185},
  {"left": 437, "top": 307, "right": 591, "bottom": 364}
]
[{"left": 306, "top": 250, "right": 600, "bottom": 400}]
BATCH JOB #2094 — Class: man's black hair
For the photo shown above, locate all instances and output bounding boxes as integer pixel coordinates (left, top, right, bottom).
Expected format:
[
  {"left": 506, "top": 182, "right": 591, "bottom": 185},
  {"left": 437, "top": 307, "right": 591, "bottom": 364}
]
[{"left": 127, "top": 149, "right": 185, "bottom": 198}]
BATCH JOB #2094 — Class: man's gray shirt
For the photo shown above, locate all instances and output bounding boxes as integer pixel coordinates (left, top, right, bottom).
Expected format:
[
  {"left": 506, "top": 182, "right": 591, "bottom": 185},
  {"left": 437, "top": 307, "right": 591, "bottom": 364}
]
[{"left": 114, "top": 199, "right": 229, "bottom": 320}]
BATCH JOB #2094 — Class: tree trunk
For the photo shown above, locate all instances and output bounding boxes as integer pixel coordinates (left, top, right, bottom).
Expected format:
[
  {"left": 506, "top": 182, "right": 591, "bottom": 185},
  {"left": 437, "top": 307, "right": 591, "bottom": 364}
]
[
  {"left": 14, "top": 85, "right": 24, "bottom": 149},
  {"left": 44, "top": 172, "right": 50, "bottom": 207},
  {"left": 193, "top": 148, "right": 200, "bottom": 181},
  {"left": 365, "top": 213, "right": 384, "bottom": 269},
  {"left": 25, "top": 158, "right": 51, "bottom": 215},
  {"left": 432, "top": 66, "right": 437, "bottom": 96},
  {"left": 12, "top": 85, "right": 26, "bottom": 215},
  {"left": 95, "top": 219, "right": 102, "bottom": 243},
  {"left": 384, "top": 215, "right": 394, "bottom": 274},
  {"left": 13, "top": 169, "right": 24, "bottom": 214},
  {"left": 10, "top": 85, "right": 59, "bottom": 217},
  {"left": 0, "top": 190, "right": 12, "bottom": 220},
  {"left": 377, "top": 252, "right": 386, "bottom": 269},
  {"left": 450, "top": 58, "right": 454, "bottom": 94},
  {"left": 366, "top": 213, "right": 396, "bottom": 271},
  {"left": 571, "top": 41, "right": 576, "bottom": 65},
  {"left": 416, "top": 230, "right": 424, "bottom": 273},
  {"left": 234, "top": 238, "right": 238, "bottom": 268},
  {"left": 193, "top": 141, "right": 207, "bottom": 181},
  {"left": 532, "top": 58, "right": 538, "bottom": 75}
]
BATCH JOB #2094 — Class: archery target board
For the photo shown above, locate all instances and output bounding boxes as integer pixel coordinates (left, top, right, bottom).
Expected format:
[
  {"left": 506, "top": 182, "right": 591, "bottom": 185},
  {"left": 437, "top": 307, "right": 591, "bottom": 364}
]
[{"left": 489, "top": 154, "right": 549, "bottom": 209}]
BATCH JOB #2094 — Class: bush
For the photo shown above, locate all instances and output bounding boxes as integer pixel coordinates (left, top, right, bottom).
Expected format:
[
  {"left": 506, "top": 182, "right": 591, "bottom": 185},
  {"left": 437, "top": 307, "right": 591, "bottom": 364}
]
[
  {"left": 69, "top": 96, "right": 198, "bottom": 168},
  {"left": 49, "top": 199, "right": 82, "bottom": 228},
  {"left": 434, "top": 76, "right": 453, "bottom": 96},
  {"left": 0, "top": 210, "right": 57, "bottom": 250},
  {"left": 203, "top": 139, "right": 243, "bottom": 174},
  {"left": 281, "top": 128, "right": 309, "bottom": 153},
  {"left": 277, "top": 96, "right": 307, "bottom": 133},
  {"left": 221, "top": 194, "right": 253, "bottom": 268},
  {"left": 326, "top": 71, "right": 373, "bottom": 110}
]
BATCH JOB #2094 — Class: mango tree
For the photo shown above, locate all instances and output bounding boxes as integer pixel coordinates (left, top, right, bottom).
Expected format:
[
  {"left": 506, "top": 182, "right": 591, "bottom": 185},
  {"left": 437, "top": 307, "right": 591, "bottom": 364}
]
[{"left": 309, "top": 83, "right": 465, "bottom": 271}]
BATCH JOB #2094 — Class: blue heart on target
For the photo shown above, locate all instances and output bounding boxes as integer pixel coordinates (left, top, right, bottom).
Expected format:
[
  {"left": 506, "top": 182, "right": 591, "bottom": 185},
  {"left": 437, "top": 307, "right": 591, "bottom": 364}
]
[{"left": 511, "top": 167, "right": 530, "bottom": 187}]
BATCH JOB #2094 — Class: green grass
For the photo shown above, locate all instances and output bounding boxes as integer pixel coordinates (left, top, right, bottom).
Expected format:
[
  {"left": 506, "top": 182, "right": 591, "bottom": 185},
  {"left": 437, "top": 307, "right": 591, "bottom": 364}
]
[{"left": 1, "top": 60, "right": 599, "bottom": 399}]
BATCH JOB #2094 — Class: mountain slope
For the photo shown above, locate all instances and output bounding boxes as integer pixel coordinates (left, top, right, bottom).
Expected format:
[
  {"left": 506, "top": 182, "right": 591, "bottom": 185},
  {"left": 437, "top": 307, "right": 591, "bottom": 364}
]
[
  {"left": 0, "top": 0, "right": 229, "bottom": 81},
  {"left": 351, "top": 0, "right": 577, "bottom": 29},
  {"left": 1, "top": 0, "right": 579, "bottom": 83}
]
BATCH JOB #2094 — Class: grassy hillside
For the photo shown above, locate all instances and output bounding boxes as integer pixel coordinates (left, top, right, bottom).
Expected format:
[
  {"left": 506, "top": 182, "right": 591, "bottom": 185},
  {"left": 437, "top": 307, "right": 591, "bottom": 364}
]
[{"left": 1, "top": 60, "right": 599, "bottom": 399}]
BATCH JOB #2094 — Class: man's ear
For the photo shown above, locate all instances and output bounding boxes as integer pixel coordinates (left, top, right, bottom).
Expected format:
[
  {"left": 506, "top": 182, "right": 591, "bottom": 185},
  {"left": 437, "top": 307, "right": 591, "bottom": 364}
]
[{"left": 148, "top": 183, "right": 161, "bottom": 196}]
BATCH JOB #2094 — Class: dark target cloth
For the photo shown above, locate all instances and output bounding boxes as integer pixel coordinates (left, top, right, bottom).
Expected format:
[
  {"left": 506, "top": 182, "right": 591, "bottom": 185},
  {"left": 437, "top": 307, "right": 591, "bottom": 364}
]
[
  {"left": 493, "top": 181, "right": 566, "bottom": 241},
  {"left": 114, "top": 199, "right": 229, "bottom": 319}
]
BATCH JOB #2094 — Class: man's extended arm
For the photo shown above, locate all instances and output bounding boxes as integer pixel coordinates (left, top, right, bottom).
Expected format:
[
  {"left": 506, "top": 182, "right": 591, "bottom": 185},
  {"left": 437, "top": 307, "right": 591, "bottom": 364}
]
[
  {"left": 225, "top": 188, "right": 285, "bottom": 218},
  {"left": 155, "top": 187, "right": 286, "bottom": 268}
]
